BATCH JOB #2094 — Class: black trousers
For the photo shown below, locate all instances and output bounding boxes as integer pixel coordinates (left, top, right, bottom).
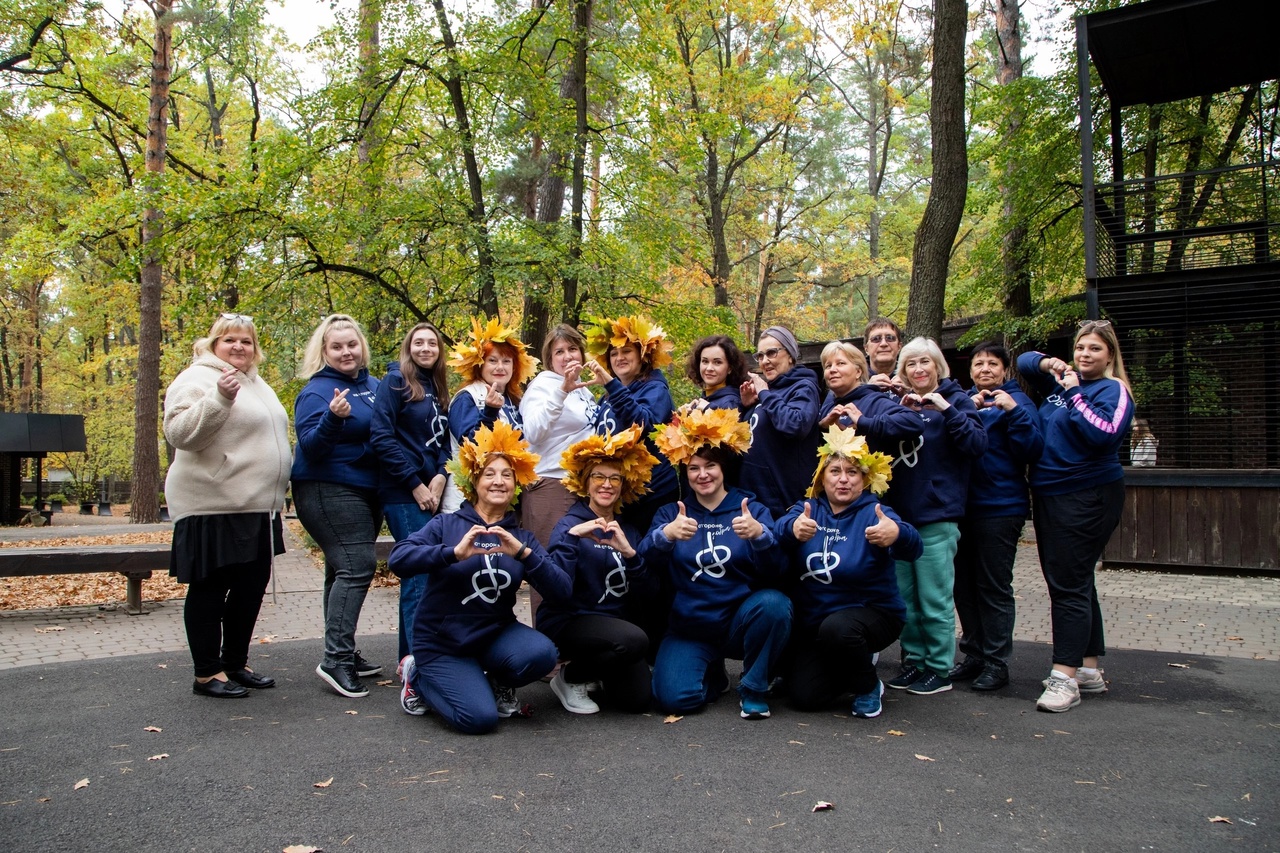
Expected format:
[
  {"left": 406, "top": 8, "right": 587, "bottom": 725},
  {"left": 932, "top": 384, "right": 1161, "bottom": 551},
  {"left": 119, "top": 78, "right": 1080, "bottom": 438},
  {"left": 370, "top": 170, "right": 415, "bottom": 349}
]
[
  {"left": 1032, "top": 480, "right": 1125, "bottom": 667},
  {"left": 545, "top": 614, "right": 651, "bottom": 713},
  {"left": 184, "top": 558, "right": 271, "bottom": 678},
  {"left": 785, "top": 606, "right": 904, "bottom": 710},
  {"left": 954, "top": 513, "right": 1024, "bottom": 669}
]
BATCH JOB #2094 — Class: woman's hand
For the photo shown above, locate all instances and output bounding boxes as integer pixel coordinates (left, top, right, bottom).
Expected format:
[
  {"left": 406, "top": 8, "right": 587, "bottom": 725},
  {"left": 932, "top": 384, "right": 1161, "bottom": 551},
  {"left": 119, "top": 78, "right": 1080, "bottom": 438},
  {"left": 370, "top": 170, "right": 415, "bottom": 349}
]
[
  {"left": 863, "top": 504, "right": 900, "bottom": 547},
  {"left": 453, "top": 524, "right": 495, "bottom": 561},
  {"left": 428, "top": 474, "right": 446, "bottom": 510},
  {"left": 602, "top": 520, "right": 635, "bottom": 558},
  {"left": 588, "top": 358, "right": 613, "bottom": 386},
  {"left": 216, "top": 367, "right": 241, "bottom": 401},
  {"left": 329, "top": 387, "right": 352, "bottom": 417},
  {"left": 488, "top": 525, "right": 527, "bottom": 557},
  {"left": 791, "top": 501, "right": 817, "bottom": 542},
  {"left": 920, "top": 391, "right": 950, "bottom": 411},
  {"left": 1060, "top": 368, "right": 1081, "bottom": 391},
  {"left": 989, "top": 388, "right": 1017, "bottom": 411},
  {"left": 732, "top": 498, "right": 764, "bottom": 541},
  {"left": 568, "top": 518, "right": 608, "bottom": 539},
  {"left": 559, "top": 359, "right": 599, "bottom": 393},
  {"left": 484, "top": 381, "right": 505, "bottom": 409},
  {"left": 412, "top": 483, "right": 435, "bottom": 512},
  {"left": 739, "top": 374, "right": 766, "bottom": 407},
  {"left": 819, "top": 402, "right": 861, "bottom": 427},
  {"left": 663, "top": 501, "right": 698, "bottom": 542},
  {"left": 1040, "top": 356, "right": 1069, "bottom": 382}
]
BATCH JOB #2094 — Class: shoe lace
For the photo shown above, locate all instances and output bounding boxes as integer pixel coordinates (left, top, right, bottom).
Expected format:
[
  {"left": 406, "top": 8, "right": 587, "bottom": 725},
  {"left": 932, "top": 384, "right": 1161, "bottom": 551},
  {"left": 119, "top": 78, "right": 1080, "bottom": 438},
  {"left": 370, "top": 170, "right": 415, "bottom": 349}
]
[{"left": 1044, "top": 678, "right": 1073, "bottom": 696}]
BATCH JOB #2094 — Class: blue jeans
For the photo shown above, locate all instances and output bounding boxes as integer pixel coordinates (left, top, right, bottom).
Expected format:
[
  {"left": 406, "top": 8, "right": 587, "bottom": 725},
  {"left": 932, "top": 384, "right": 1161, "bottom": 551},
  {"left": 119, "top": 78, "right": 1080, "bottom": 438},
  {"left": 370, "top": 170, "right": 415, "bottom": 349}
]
[
  {"left": 293, "top": 480, "right": 380, "bottom": 669},
  {"left": 412, "top": 622, "right": 559, "bottom": 734},
  {"left": 385, "top": 502, "right": 433, "bottom": 661},
  {"left": 652, "top": 589, "right": 792, "bottom": 714},
  {"left": 954, "top": 514, "right": 1023, "bottom": 669}
]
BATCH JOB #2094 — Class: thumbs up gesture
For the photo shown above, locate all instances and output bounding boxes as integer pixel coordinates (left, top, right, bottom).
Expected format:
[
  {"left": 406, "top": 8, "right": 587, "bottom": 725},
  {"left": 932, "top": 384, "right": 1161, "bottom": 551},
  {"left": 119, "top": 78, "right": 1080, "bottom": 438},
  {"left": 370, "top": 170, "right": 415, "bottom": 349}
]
[
  {"left": 663, "top": 500, "right": 698, "bottom": 542},
  {"left": 864, "top": 503, "right": 900, "bottom": 547},
  {"left": 792, "top": 501, "right": 818, "bottom": 542},
  {"left": 732, "top": 497, "right": 764, "bottom": 541}
]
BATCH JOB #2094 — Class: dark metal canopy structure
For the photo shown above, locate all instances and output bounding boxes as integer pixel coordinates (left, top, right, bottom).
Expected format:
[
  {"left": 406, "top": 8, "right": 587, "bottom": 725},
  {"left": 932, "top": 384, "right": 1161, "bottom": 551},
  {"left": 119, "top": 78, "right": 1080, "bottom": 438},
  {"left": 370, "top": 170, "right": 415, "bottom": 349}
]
[
  {"left": 1082, "top": 0, "right": 1280, "bottom": 108},
  {"left": 0, "top": 414, "right": 86, "bottom": 525}
]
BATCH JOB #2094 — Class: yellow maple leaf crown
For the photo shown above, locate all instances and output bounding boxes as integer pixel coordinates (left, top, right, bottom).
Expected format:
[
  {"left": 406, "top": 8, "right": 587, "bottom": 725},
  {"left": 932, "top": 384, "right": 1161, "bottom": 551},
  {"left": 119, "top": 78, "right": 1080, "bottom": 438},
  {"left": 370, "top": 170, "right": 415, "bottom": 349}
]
[
  {"left": 560, "top": 425, "right": 660, "bottom": 506},
  {"left": 808, "top": 425, "right": 894, "bottom": 498},
  {"left": 447, "top": 421, "right": 541, "bottom": 506},
  {"left": 583, "top": 314, "right": 674, "bottom": 372},
  {"left": 446, "top": 316, "right": 539, "bottom": 388},
  {"left": 650, "top": 403, "right": 752, "bottom": 469}
]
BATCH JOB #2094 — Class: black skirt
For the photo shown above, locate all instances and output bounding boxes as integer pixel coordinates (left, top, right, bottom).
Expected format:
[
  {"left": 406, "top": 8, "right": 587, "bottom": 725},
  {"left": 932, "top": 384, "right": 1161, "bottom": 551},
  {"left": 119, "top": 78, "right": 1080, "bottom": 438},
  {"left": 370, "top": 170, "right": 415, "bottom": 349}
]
[{"left": 169, "top": 512, "right": 286, "bottom": 584}]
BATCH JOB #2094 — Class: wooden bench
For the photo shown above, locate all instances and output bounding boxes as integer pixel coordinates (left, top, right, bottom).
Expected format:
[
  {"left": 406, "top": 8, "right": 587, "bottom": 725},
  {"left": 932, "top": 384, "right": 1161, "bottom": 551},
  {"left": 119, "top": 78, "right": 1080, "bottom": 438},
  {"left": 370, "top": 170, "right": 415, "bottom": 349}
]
[{"left": 0, "top": 543, "right": 170, "bottom": 615}]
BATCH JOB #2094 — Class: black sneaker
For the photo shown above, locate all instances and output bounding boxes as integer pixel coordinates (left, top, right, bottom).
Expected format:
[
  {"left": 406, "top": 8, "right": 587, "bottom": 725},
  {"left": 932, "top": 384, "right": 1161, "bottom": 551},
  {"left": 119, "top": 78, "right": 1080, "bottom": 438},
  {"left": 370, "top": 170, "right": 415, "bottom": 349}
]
[
  {"left": 887, "top": 666, "right": 923, "bottom": 690},
  {"left": 316, "top": 663, "right": 369, "bottom": 698},
  {"left": 907, "top": 672, "right": 953, "bottom": 695},
  {"left": 354, "top": 651, "right": 382, "bottom": 677}
]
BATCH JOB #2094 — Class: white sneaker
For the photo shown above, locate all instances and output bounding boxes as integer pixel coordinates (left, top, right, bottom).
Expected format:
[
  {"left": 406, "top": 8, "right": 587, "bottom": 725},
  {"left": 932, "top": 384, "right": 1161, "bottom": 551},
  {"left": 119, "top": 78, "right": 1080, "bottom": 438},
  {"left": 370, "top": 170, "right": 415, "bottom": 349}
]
[
  {"left": 489, "top": 677, "right": 520, "bottom": 718},
  {"left": 1075, "top": 668, "right": 1107, "bottom": 694},
  {"left": 550, "top": 670, "right": 600, "bottom": 715},
  {"left": 1036, "top": 676, "right": 1081, "bottom": 713}
]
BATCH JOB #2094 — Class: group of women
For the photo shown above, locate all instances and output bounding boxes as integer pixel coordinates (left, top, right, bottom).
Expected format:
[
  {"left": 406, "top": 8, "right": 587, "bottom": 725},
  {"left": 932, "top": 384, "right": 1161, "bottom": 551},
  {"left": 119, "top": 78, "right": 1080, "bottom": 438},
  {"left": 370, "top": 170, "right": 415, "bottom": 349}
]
[{"left": 161, "top": 308, "right": 1134, "bottom": 727}]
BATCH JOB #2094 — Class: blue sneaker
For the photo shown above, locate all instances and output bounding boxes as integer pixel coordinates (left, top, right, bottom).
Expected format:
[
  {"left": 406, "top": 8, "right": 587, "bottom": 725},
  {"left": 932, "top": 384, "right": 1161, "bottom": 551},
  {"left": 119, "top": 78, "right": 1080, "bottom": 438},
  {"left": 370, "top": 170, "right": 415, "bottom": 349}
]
[
  {"left": 852, "top": 680, "right": 885, "bottom": 718},
  {"left": 739, "top": 688, "right": 771, "bottom": 719}
]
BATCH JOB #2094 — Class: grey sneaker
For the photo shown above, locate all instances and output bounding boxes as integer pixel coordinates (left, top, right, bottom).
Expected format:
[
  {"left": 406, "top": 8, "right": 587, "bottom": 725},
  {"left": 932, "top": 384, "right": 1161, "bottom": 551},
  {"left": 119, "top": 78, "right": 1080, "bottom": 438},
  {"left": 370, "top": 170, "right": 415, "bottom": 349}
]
[
  {"left": 490, "top": 677, "right": 520, "bottom": 718},
  {"left": 1075, "top": 668, "right": 1107, "bottom": 694},
  {"left": 1036, "top": 676, "right": 1081, "bottom": 713}
]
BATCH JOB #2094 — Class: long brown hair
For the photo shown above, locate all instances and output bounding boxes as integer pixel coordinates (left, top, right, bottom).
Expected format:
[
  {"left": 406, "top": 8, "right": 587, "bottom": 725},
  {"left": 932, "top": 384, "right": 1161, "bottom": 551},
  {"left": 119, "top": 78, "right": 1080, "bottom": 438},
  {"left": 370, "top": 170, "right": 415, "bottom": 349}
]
[{"left": 397, "top": 322, "right": 450, "bottom": 406}]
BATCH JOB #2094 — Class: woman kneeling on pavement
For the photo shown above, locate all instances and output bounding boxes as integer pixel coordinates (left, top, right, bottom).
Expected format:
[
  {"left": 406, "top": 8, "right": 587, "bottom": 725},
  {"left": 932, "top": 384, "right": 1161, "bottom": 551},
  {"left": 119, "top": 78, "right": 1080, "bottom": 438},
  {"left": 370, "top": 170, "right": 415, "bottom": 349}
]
[
  {"left": 775, "top": 427, "right": 920, "bottom": 718},
  {"left": 641, "top": 406, "right": 791, "bottom": 720},
  {"left": 388, "top": 423, "right": 571, "bottom": 734},
  {"left": 539, "top": 427, "right": 660, "bottom": 714}
]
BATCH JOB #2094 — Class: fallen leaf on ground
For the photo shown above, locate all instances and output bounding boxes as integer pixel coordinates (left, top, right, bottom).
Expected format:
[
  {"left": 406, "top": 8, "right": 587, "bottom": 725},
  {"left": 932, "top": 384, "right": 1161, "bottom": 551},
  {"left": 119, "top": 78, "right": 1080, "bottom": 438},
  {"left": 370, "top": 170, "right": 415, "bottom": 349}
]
[
  {"left": 143, "top": 726, "right": 162, "bottom": 733},
  {"left": 1226, "top": 636, "right": 1244, "bottom": 642},
  {"left": 344, "top": 710, "right": 358, "bottom": 716},
  {"left": 259, "top": 635, "right": 277, "bottom": 644},
  {"left": 1167, "top": 663, "right": 1190, "bottom": 668},
  {"left": 664, "top": 715, "right": 683, "bottom": 724},
  {"left": 887, "top": 730, "right": 906, "bottom": 737},
  {"left": 914, "top": 754, "right": 935, "bottom": 762},
  {"left": 1209, "top": 816, "right": 1233, "bottom": 824},
  {"left": 313, "top": 777, "right": 334, "bottom": 789},
  {"left": 73, "top": 779, "right": 89, "bottom": 790},
  {"left": 376, "top": 680, "right": 394, "bottom": 686},
  {"left": 157, "top": 664, "right": 167, "bottom": 669},
  {"left": 283, "top": 846, "right": 322, "bottom": 853},
  {"left": 37, "top": 797, "right": 51, "bottom": 803},
  {"left": 811, "top": 801, "right": 834, "bottom": 812},
  {"left": 147, "top": 754, "right": 169, "bottom": 761}
]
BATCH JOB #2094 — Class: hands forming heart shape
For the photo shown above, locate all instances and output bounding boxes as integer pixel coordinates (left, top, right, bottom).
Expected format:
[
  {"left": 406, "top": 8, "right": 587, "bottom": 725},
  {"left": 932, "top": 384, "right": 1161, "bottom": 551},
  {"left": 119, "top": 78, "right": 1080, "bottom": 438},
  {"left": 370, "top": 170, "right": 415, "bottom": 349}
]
[{"left": 901, "top": 393, "right": 931, "bottom": 410}]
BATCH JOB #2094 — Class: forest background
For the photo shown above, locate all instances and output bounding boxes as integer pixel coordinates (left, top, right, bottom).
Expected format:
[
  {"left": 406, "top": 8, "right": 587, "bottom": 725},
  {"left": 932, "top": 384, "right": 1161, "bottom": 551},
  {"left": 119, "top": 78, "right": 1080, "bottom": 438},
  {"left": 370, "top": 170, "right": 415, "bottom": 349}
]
[{"left": 1, "top": 0, "right": 1268, "bottom": 520}]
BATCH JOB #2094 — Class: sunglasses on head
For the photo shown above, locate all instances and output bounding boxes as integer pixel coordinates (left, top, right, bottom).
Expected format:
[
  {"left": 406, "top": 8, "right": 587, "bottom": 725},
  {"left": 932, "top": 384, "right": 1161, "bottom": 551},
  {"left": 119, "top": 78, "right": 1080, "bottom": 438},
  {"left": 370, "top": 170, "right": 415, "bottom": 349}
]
[{"left": 221, "top": 312, "right": 253, "bottom": 323}]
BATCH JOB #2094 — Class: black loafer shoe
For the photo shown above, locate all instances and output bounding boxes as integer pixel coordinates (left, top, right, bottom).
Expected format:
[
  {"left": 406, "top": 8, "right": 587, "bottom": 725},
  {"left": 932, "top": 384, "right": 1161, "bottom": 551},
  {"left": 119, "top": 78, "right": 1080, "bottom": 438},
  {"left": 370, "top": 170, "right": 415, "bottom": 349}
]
[
  {"left": 972, "top": 666, "right": 1009, "bottom": 691},
  {"left": 193, "top": 678, "right": 249, "bottom": 698},
  {"left": 947, "top": 658, "right": 985, "bottom": 681},
  {"left": 227, "top": 669, "right": 275, "bottom": 689}
]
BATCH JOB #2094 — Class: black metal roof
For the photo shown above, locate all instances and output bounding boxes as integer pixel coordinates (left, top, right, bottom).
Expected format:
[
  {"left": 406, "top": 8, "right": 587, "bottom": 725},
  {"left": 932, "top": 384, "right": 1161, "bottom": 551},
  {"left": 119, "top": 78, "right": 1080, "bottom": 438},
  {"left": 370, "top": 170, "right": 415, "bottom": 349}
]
[{"left": 1082, "top": 0, "right": 1280, "bottom": 107}]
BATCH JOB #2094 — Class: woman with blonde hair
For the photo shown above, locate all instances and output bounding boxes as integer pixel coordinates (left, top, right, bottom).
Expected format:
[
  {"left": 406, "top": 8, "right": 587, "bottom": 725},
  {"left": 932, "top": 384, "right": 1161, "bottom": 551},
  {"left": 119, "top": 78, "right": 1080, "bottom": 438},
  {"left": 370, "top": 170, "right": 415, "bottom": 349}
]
[
  {"left": 441, "top": 317, "right": 538, "bottom": 513},
  {"left": 292, "top": 313, "right": 383, "bottom": 698},
  {"left": 164, "top": 313, "right": 291, "bottom": 698},
  {"left": 1017, "top": 319, "right": 1134, "bottom": 713},
  {"left": 817, "top": 340, "right": 921, "bottom": 457}
]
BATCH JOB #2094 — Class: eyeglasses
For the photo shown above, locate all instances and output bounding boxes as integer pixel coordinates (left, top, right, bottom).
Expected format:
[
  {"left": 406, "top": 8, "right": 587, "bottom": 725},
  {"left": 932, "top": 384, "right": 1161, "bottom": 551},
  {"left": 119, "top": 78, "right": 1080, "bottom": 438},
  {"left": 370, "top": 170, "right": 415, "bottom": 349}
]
[
  {"left": 867, "top": 334, "right": 897, "bottom": 343},
  {"left": 221, "top": 312, "right": 253, "bottom": 323},
  {"left": 1078, "top": 319, "right": 1112, "bottom": 330},
  {"left": 754, "top": 347, "right": 784, "bottom": 362},
  {"left": 588, "top": 473, "right": 623, "bottom": 486}
]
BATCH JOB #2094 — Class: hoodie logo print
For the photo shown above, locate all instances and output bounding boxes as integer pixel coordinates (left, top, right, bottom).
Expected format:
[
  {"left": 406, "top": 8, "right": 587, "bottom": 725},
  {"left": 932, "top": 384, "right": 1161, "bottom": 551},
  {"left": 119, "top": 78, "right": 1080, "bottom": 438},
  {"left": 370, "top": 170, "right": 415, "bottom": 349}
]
[
  {"left": 597, "top": 551, "right": 630, "bottom": 603},
  {"left": 692, "top": 531, "right": 730, "bottom": 581},
  {"left": 462, "top": 552, "right": 512, "bottom": 605},
  {"left": 424, "top": 413, "right": 449, "bottom": 451},
  {"left": 801, "top": 536, "right": 839, "bottom": 583},
  {"left": 894, "top": 435, "right": 924, "bottom": 468}
]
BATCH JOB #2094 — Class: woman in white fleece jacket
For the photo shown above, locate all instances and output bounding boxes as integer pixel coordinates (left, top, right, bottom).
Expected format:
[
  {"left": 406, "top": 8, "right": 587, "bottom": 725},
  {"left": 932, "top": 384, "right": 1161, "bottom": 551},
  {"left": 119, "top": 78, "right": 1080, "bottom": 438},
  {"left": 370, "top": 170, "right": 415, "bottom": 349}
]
[{"left": 163, "top": 314, "right": 292, "bottom": 699}]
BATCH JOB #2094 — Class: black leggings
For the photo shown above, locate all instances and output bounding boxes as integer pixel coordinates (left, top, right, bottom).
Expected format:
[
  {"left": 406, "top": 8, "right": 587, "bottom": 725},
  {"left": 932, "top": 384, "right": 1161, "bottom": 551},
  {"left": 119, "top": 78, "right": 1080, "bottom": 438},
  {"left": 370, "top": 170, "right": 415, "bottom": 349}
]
[
  {"left": 785, "top": 606, "right": 904, "bottom": 710},
  {"left": 547, "top": 614, "right": 651, "bottom": 713},
  {"left": 184, "top": 558, "right": 271, "bottom": 678}
]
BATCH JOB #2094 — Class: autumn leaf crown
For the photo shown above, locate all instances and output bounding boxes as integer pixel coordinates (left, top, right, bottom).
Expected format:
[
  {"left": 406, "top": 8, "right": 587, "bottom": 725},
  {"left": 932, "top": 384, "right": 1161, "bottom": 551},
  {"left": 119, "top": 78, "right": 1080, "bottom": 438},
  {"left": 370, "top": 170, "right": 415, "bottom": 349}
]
[
  {"left": 650, "top": 403, "right": 752, "bottom": 469},
  {"left": 446, "top": 316, "right": 539, "bottom": 386},
  {"left": 560, "top": 425, "right": 659, "bottom": 506},
  {"left": 446, "top": 421, "right": 541, "bottom": 506},
  {"left": 583, "top": 314, "right": 674, "bottom": 371},
  {"left": 808, "top": 426, "right": 894, "bottom": 498}
]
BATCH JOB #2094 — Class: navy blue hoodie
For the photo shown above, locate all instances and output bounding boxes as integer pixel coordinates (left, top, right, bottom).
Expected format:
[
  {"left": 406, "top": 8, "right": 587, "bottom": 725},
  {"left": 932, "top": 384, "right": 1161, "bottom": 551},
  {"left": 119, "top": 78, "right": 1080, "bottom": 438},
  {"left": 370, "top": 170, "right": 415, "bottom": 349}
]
[
  {"left": 638, "top": 488, "right": 783, "bottom": 644},
  {"left": 1016, "top": 351, "right": 1134, "bottom": 496},
  {"left": 698, "top": 384, "right": 742, "bottom": 411},
  {"left": 389, "top": 502, "right": 572, "bottom": 659},
  {"left": 370, "top": 363, "right": 449, "bottom": 505},
  {"left": 966, "top": 379, "right": 1043, "bottom": 517},
  {"left": 291, "top": 365, "right": 380, "bottom": 489},
  {"left": 819, "top": 383, "right": 923, "bottom": 458},
  {"left": 740, "top": 364, "right": 822, "bottom": 516},
  {"left": 537, "top": 499, "right": 647, "bottom": 639},
  {"left": 591, "top": 369, "right": 678, "bottom": 502},
  {"left": 775, "top": 493, "right": 921, "bottom": 632},
  {"left": 883, "top": 377, "right": 987, "bottom": 527}
]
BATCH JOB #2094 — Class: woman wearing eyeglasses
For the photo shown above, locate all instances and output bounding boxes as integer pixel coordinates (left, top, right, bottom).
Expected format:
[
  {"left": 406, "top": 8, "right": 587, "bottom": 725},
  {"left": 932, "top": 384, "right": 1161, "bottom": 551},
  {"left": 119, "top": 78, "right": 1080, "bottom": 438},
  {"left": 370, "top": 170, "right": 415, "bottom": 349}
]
[
  {"left": 164, "top": 313, "right": 291, "bottom": 698},
  {"left": 1016, "top": 320, "right": 1134, "bottom": 714},
  {"left": 292, "top": 314, "right": 383, "bottom": 698},
  {"left": 539, "top": 428, "right": 659, "bottom": 715},
  {"left": 738, "top": 325, "right": 822, "bottom": 517}
]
